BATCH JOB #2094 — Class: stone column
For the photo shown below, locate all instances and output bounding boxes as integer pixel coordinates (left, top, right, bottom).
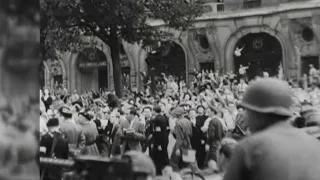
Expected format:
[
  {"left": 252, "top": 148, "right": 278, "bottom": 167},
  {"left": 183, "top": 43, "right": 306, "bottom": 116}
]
[
  {"left": 278, "top": 15, "right": 298, "bottom": 79},
  {"left": 122, "top": 42, "right": 141, "bottom": 89},
  {"left": 206, "top": 23, "right": 222, "bottom": 73},
  {"left": 180, "top": 31, "right": 194, "bottom": 86},
  {"left": 138, "top": 48, "right": 148, "bottom": 90}
]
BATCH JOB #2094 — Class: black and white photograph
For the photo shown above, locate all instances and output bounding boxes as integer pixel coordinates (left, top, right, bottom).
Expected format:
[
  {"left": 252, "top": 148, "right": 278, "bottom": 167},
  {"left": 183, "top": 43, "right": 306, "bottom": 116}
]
[{"left": 3, "top": 0, "right": 320, "bottom": 180}]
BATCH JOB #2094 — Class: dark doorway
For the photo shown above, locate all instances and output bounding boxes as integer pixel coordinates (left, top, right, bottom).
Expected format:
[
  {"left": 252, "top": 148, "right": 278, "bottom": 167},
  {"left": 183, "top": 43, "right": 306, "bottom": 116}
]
[
  {"left": 301, "top": 56, "right": 319, "bottom": 76},
  {"left": 53, "top": 75, "right": 63, "bottom": 87},
  {"left": 122, "top": 67, "right": 130, "bottom": 75},
  {"left": 200, "top": 62, "right": 215, "bottom": 72},
  {"left": 98, "top": 67, "right": 108, "bottom": 90},
  {"left": 146, "top": 41, "right": 186, "bottom": 81},
  {"left": 234, "top": 33, "right": 282, "bottom": 80},
  {"left": 78, "top": 47, "right": 109, "bottom": 91}
]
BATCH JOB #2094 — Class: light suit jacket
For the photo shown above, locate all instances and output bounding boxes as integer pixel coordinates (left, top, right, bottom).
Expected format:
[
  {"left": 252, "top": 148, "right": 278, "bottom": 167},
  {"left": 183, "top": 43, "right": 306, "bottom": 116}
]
[{"left": 120, "top": 118, "right": 145, "bottom": 154}]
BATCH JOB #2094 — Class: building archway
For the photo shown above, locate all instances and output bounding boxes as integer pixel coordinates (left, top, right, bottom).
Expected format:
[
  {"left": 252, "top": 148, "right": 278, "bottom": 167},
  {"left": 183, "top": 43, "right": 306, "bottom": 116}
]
[
  {"left": 146, "top": 41, "right": 187, "bottom": 82},
  {"left": 75, "top": 47, "right": 109, "bottom": 92},
  {"left": 224, "top": 26, "right": 287, "bottom": 79},
  {"left": 234, "top": 32, "right": 283, "bottom": 80}
]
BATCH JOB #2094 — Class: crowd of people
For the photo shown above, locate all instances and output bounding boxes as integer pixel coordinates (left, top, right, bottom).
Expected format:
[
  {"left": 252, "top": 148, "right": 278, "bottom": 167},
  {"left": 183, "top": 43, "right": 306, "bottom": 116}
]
[{"left": 39, "top": 67, "right": 320, "bottom": 180}]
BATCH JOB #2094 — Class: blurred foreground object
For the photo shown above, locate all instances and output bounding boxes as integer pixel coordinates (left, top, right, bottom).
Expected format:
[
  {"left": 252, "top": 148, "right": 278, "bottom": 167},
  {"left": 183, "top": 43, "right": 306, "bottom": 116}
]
[
  {"left": 224, "top": 78, "right": 320, "bottom": 180},
  {"left": 0, "top": 1, "right": 40, "bottom": 179},
  {"left": 41, "top": 151, "right": 157, "bottom": 180},
  {"left": 238, "top": 78, "right": 293, "bottom": 117}
]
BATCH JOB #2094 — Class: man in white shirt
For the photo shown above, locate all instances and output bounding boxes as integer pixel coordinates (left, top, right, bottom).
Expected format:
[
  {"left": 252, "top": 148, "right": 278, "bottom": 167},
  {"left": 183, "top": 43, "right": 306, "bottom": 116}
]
[
  {"left": 238, "top": 64, "right": 248, "bottom": 76},
  {"left": 309, "top": 64, "right": 317, "bottom": 77},
  {"left": 309, "top": 64, "right": 318, "bottom": 85},
  {"left": 262, "top": 71, "right": 269, "bottom": 78}
]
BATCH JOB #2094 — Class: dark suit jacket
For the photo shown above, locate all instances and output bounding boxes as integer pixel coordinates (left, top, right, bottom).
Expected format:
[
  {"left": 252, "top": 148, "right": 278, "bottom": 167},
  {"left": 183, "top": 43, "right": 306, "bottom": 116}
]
[
  {"left": 148, "top": 114, "right": 170, "bottom": 146},
  {"left": 40, "top": 131, "right": 69, "bottom": 159},
  {"left": 190, "top": 116, "right": 207, "bottom": 150},
  {"left": 224, "top": 121, "right": 320, "bottom": 180}
]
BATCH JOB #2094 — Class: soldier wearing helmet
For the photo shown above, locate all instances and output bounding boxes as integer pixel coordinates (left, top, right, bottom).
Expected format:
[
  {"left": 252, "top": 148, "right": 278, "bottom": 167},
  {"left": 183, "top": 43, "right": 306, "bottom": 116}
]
[{"left": 223, "top": 78, "right": 320, "bottom": 180}]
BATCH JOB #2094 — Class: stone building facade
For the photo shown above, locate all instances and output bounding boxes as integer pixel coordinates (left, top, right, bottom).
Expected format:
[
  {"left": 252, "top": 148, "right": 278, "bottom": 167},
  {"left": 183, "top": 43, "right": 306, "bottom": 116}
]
[{"left": 41, "top": 0, "right": 320, "bottom": 93}]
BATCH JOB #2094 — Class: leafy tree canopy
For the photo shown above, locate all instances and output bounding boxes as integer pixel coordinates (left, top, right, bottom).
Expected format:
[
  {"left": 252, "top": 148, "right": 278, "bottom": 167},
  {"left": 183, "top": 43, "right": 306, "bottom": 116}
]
[
  {"left": 41, "top": 0, "right": 203, "bottom": 59},
  {"left": 41, "top": 0, "right": 204, "bottom": 96}
]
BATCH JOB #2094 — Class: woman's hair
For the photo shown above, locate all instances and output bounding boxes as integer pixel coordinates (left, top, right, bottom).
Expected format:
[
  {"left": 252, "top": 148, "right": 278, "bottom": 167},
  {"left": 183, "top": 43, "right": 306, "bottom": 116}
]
[{"left": 183, "top": 93, "right": 191, "bottom": 100}]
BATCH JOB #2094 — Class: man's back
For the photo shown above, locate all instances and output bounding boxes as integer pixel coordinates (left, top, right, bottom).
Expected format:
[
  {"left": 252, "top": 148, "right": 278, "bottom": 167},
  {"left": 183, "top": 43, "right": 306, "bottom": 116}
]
[
  {"left": 224, "top": 122, "right": 320, "bottom": 180},
  {"left": 40, "top": 132, "right": 69, "bottom": 159},
  {"left": 151, "top": 114, "right": 169, "bottom": 144},
  {"left": 152, "top": 114, "right": 169, "bottom": 132},
  {"left": 60, "top": 121, "right": 83, "bottom": 144}
]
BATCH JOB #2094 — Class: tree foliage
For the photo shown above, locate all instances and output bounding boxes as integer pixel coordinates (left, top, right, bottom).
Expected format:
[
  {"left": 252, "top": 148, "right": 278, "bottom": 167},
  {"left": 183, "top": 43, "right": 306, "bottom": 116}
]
[{"left": 41, "top": 0, "right": 204, "bottom": 97}]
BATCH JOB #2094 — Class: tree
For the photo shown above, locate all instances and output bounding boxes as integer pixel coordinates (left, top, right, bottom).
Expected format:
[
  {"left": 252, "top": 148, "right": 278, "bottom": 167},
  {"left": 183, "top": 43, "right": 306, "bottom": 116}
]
[{"left": 41, "top": 0, "right": 204, "bottom": 97}]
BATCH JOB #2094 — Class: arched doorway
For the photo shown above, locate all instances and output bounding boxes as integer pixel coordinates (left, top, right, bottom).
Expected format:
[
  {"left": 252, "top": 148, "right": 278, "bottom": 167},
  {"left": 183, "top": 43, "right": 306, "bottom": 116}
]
[
  {"left": 77, "top": 47, "right": 108, "bottom": 91},
  {"left": 146, "top": 41, "right": 186, "bottom": 81},
  {"left": 234, "top": 33, "right": 282, "bottom": 80},
  {"left": 98, "top": 67, "right": 108, "bottom": 90}
]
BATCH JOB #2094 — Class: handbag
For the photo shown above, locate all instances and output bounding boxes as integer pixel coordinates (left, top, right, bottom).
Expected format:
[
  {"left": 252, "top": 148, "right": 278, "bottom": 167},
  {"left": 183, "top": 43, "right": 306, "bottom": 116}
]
[{"left": 182, "top": 149, "right": 196, "bottom": 163}]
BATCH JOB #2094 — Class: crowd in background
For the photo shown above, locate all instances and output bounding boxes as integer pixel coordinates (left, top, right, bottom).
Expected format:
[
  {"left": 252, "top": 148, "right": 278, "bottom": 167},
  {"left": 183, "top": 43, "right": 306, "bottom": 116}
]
[{"left": 39, "top": 65, "right": 320, "bottom": 180}]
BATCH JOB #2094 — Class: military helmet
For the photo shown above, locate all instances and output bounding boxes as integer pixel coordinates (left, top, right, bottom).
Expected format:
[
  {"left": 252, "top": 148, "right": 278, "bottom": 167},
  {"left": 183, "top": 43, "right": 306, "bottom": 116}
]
[
  {"left": 122, "top": 151, "right": 156, "bottom": 177},
  {"left": 238, "top": 78, "right": 293, "bottom": 117}
]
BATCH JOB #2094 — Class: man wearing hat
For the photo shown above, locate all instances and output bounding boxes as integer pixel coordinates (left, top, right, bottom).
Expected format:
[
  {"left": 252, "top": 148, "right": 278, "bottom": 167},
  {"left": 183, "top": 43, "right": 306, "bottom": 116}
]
[
  {"left": 120, "top": 107, "right": 146, "bottom": 155},
  {"left": 40, "top": 118, "right": 69, "bottom": 159},
  {"left": 170, "top": 107, "right": 200, "bottom": 173},
  {"left": 40, "top": 118, "right": 69, "bottom": 180},
  {"left": 59, "top": 106, "right": 86, "bottom": 157},
  {"left": 146, "top": 105, "right": 170, "bottom": 175},
  {"left": 223, "top": 78, "right": 320, "bottom": 180},
  {"left": 141, "top": 105, "right": 153, "bottom": 153}
]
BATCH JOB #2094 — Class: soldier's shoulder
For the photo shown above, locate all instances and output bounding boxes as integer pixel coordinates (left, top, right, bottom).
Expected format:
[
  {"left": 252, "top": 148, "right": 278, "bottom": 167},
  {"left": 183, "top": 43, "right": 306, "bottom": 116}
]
[{"left": 236, "top": 131, "right": 274, "bottom": 150}]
